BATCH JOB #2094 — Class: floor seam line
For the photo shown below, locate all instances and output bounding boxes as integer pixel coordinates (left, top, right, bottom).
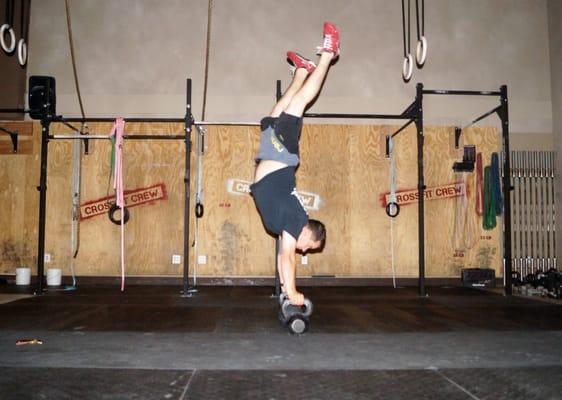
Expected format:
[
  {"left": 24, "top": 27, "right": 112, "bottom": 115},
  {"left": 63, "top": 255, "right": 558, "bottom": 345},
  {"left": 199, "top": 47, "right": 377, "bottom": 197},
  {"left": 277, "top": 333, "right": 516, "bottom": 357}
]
[
  {"left": 179, "top": 369, "right": 197, "bottom": 400},
  {"left": 433, "top": 369, "right": 482, "bottom": 400}
]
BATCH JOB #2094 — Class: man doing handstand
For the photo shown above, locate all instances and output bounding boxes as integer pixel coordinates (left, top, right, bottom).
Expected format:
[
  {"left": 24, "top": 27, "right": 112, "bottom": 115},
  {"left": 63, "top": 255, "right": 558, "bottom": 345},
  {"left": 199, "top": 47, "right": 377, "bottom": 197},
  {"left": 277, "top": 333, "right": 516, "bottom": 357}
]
[{"left": 250, "top": 22, "right": 340, "bottom": 306}]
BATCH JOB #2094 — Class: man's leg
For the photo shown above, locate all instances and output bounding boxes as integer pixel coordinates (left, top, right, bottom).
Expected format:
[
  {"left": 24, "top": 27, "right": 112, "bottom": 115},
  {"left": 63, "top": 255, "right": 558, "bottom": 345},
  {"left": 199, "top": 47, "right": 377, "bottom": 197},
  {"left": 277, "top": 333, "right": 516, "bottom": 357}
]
[
  {"left": 270, "top": 52, "right": 317, "bottom": 117},
  {"left": 270, "top": 68, "right": 308, "bottom": 118},
  {"left": 283, "top": 21, "right": 340, "bottom": 116},
  {"left": 283, "top": 51, "right": 335, "bottom": 117}
]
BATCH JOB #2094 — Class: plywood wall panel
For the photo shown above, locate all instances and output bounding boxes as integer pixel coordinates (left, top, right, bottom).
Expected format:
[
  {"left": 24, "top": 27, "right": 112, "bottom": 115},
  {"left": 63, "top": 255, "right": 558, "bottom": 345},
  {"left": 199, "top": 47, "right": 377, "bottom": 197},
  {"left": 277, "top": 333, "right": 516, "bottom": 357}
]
[
  {"left": 1, "top": 122, "right": 502, "bottom": 280},
  {"left": 198, "top": 125, "right": 271, "bottom": 277},
  {"left": 297, "top": 125, "right": 352, "bottom": 277},
  {"left": 0, "top": 121, "right": 38, "bottom": 272}
]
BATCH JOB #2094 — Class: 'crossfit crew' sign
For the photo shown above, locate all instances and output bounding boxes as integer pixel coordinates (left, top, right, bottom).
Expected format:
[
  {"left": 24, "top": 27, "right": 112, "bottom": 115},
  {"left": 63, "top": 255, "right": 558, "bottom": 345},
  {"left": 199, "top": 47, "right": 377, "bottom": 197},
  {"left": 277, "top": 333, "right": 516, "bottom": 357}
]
[
  {"left": 80, "top": 183, "right": 167, "bottom": 221},
  {"left": 226, "top": 178, "right": 321, "bottom": 211},
  {"left": 380, "top": 182, "right": 465, "bottom": 208}
]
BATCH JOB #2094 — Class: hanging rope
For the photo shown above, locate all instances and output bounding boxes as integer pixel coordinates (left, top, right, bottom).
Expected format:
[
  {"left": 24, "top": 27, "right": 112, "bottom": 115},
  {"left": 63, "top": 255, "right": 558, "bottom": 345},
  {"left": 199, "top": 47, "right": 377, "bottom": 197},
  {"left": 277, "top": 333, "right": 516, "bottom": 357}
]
[
  {"left": 8, "top": 0, "right": 13, "bottom": 26},
  {"left": 401, "top": 0, "right": 413, "bottom": 81},
  {"left": 388, "top": 136, "right": 398, "bottom": 288},
  {"left": 464, "top": 171, "right": 478, "bottom": 249},
  {"left": 109, "top": 119, "right": 126, "bottom": 291},
  {"left": 475, "top": 152, "right": 484, "bottom": 216},
  {"left": 415, "top": 0, "right": 427, "bottom": 66},
  {"left": 483, "top": 166, "right": 497, "bottom": 230},
  {"left": 191, "top": 124, "right": 206, "bottom": 288},
  {"left": 69, "top": 134, "right": 81, "bottom": 287},
  {"left": 1, "top": 0, "right": 16, "bottom": 53},
  {"left": 491, "top": 152, "right": 503, "bottom": 215},
  {"left": 63, "top": 0, "right": 89, "bottom": 282},
  {"left": 201, "top": 0, "right": 213, "bottom": 120},
  {"left": 452, "top": 173, "right": 467, "bottom": 251},
  {"left": 386, "top": 136, "right": 400, "bottom": 218},
  {"left": 17, "top": 0, "right": 28, "bottom": 65},
  {"left": 453, "top": 173, "right": 479, "bottom": 251},
  {"left": 192, "top": 0, "right": 213, "bottom": 287},
  {"left": 64, "top": 0, "right": 87, "bottom": 123}
]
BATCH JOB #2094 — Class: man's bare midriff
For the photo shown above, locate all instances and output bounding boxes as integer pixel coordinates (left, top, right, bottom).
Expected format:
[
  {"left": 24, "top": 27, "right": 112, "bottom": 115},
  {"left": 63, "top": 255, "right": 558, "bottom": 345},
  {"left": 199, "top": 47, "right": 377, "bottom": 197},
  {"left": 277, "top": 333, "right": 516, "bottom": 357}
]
[{"left": 254, "top": 160, "right": 289, "bottom": 183}]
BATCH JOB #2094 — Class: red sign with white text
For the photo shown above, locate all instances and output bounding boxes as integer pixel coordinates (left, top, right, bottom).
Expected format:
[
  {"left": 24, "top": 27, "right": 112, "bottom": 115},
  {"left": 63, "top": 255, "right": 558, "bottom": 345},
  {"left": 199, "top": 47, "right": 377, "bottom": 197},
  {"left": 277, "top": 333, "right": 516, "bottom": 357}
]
[
  {"left": 80, "top": 183, "right": 168, "bottom": 221},
  {"left": 380, "top": 182, "right": 464, "bottom": 207}
]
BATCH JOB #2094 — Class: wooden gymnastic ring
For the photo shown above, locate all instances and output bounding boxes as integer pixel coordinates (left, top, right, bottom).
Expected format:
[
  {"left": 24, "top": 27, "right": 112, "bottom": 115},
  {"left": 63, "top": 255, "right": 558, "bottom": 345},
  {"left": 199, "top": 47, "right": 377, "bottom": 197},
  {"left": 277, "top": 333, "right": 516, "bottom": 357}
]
[
  {"left": 195, "top": 203, "right": 204, "bottom": 218},
  {"left": 0, "top": 24, "right": 16, "bottom": 53},
  {"left": 402, "top": 54, "right": 413, "bottom": 81},
  {"left": 386, "top": 202, "right": 400, "bottom": 218},
  {"left": 17, "top": 38, "right": 27, "bottom": 66},
  {"left": 416, "top": 36, "right": 428, "bottom": 66},
  {"left": 108, "top": 203, "right": 129, "bottom": 225}
]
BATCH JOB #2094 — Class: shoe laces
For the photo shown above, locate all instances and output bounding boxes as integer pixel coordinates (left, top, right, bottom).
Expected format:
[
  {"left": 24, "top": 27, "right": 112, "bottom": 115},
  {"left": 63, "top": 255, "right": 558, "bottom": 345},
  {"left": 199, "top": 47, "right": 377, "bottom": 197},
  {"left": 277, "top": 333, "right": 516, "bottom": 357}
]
[{"left": 323, "top": 34, "right": 334, "bottom": 50}]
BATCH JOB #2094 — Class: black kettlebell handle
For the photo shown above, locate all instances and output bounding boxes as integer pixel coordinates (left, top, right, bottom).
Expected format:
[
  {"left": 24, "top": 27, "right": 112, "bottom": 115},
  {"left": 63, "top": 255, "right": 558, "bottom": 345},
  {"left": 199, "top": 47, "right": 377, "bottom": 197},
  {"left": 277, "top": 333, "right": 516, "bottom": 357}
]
[{"left": 281, "top": 297, "right": 313, "bottom": 318}]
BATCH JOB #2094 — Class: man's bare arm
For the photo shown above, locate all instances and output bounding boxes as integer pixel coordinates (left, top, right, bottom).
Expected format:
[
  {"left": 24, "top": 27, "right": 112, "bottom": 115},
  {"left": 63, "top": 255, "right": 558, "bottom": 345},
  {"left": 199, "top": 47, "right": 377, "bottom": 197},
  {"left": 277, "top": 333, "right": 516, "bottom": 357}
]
[{"left": 279, "top": 231, "right": 304, "bottom": 305}]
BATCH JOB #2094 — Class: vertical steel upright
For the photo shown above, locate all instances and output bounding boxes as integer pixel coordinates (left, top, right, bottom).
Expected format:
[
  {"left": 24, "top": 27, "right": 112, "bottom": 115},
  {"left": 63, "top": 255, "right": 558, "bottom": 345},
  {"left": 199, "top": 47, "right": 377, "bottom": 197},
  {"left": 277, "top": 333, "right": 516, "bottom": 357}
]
[
  {"left": 36, "top": 118, "right": 50, "bottom": 295},
  {"left": 415, "top": 83, "right": 426, "bottom": 297},
  {"left": 274, "top": 80, "right": 283, "bottom": 297},
  {"left": 35, "top": 77, "right": 55, "bottom": 295},
  {"left": 500, "top": 85, "right": 513, "bottom": 295},
  {"left": 182, "top": 79, "right": 194, "bottom": 296}
]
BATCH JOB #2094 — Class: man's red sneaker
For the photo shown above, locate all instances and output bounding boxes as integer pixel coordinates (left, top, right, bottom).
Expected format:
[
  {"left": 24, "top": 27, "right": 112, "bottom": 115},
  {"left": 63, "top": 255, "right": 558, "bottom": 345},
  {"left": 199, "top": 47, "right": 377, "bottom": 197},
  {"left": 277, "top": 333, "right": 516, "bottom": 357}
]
[
  {"left": 287, "top": 51, "right": 317, "bottom": 73},
  {"left": 317, "top": 22, "right": 340, "bottom": 57}
]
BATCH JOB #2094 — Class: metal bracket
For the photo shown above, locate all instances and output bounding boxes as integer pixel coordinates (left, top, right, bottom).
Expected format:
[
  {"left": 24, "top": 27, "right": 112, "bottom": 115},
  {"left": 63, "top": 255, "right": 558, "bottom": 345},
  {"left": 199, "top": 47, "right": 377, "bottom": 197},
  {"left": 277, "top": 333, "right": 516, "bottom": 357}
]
[
  {"left": 0, "top": 126, "right": 18, "bottom": 153},
  {"left": 454, "top": 127, "right": 462, "bottom": 149}
]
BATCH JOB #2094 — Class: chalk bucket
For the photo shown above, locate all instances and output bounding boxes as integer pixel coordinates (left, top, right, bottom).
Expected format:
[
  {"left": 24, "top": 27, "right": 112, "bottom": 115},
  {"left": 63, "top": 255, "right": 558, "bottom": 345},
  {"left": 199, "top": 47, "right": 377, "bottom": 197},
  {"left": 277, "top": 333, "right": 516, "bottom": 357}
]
[
  {"left": 46, "top": 268, "right": 62, "bottom": 286},
  {"left": 15, "top": 267, "right": 31, "bottom": 286}
]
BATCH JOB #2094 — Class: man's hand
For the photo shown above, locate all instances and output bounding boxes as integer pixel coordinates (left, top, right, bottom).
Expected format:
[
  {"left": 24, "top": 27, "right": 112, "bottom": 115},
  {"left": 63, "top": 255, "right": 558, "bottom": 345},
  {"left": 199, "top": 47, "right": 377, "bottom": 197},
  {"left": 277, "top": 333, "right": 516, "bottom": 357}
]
[{"left": 288, "top": 290, "right": 305, "bottom": 306}]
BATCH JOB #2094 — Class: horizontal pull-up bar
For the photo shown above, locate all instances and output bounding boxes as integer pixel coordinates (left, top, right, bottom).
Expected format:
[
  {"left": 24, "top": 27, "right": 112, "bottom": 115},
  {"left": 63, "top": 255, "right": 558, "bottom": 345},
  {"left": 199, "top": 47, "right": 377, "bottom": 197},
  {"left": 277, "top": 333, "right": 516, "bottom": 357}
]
[
  {"left": 423, "top": 89, "right": 502, "bottom": 96},
  {"left": 304, "top": 112, "right": 414, "bottom": 120},
  {"left": 63, "top": 117, "right": 185, "bottom": 123},
  {"left": 61, "top": 117, "right": 261, "bottom": 126},
  {"left": 50, "top": 134, "right": 186, "bottom": 140},
  {"left": 195, "top": 121, "right": 260, "bottom": 126}
]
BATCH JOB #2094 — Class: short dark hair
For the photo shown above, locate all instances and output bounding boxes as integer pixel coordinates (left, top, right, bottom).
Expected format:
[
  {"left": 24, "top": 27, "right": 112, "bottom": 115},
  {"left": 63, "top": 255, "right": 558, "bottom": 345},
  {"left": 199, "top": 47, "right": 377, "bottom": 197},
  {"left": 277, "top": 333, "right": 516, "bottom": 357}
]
[{"left": 307, "top": 219, "right": 326, "bottom": 250}]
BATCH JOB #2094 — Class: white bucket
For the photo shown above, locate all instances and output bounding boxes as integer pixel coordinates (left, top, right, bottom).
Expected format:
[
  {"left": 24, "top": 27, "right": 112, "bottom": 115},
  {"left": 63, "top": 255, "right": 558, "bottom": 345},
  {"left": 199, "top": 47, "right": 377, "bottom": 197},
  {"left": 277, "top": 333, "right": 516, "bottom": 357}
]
[
  {"left": 46, "top": 268, "right": 62, "bottom": 286},
  {"left": 15, "top": 267, "right": 31, "bottom": 286}
]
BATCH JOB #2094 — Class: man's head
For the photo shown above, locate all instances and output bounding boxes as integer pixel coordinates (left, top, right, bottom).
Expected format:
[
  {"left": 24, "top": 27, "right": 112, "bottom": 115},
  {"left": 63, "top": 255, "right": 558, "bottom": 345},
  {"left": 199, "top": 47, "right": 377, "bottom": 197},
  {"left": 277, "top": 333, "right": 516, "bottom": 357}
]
[{"left": 296, "top": 219, "right": 326, "bottom": 254}]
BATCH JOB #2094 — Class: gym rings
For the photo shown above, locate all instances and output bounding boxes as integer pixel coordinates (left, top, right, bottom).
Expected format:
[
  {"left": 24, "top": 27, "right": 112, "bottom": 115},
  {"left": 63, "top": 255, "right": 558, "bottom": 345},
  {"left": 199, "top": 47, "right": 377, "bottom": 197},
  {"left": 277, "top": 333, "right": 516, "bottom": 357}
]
[
  {"left": 416, "top": 36, "right": 428, "bottom": 66},
  {"left": 402, "top": 36, "right": 428, "bottom": 81},
  {"left": 386, "top": 201, "right": 400, "bottom": 218},
  {"left": 0, "top": 23, "right": 16, "bottom": 53},
  {"left": 108, "top": 203, "right": 130, "bottom": 225},
  {"left": 1, "top": 23, "right": 27, "bottom": 66}
]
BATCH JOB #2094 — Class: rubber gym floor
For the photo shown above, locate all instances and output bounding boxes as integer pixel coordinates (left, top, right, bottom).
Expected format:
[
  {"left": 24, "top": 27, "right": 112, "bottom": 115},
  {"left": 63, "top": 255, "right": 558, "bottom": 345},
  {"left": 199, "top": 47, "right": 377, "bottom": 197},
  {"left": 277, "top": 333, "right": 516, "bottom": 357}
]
[{"left": 0, "top": 284, "right": 561, "bottom": 399}]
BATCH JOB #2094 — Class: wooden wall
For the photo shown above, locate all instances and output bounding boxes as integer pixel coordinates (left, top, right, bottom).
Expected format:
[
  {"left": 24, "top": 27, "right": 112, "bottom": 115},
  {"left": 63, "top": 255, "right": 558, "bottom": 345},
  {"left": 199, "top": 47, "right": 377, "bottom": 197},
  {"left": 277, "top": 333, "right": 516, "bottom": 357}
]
[
  {"left": 0, "top": 122, "right": 37, "bottom": 271},
  {"left": 0, "top": 121, "right": 501, "bottom": 279}
]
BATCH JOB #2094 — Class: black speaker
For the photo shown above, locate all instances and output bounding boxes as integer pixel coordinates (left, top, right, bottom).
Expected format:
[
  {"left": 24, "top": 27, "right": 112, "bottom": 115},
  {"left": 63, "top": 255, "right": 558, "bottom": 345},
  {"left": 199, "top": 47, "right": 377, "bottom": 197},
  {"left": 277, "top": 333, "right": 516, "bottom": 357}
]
[
  {"left": 461, "top": 268, "right": 496, "bottom": 288},
  {"left": 28, "top": 76, "right": 56, "bottom": 120}
]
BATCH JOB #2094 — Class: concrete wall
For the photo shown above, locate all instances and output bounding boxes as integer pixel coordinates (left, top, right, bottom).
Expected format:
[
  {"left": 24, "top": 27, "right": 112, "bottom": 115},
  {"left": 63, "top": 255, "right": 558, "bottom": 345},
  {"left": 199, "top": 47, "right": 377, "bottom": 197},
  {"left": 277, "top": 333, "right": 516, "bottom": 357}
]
[
  {"left": 27, "top": 0, "right": 553, "bottom": 137},
  {"left": 547, "top": 0, "right": 562, "bottom": 263}
]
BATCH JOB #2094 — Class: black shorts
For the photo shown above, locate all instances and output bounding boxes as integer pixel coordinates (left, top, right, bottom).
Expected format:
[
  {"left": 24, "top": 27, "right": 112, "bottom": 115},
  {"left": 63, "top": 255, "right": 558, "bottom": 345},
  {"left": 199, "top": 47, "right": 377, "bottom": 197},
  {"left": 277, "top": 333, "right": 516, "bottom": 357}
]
[{"left": 259, "top": 112, "right": 303, "bottom": 156}]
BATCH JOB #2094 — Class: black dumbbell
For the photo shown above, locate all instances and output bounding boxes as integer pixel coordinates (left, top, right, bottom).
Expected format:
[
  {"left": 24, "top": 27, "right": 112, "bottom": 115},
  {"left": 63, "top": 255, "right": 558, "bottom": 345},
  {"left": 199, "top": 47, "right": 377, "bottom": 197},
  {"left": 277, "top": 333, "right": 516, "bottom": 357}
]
[{"left": 279, "top": 296, "right": 313, "bottom": 334}]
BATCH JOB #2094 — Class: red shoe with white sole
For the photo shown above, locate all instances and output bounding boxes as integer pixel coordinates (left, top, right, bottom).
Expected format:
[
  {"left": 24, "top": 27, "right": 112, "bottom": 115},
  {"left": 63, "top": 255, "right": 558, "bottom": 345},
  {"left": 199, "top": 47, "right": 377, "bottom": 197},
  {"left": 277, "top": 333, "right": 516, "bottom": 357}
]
[
  {"left": 287, "top": 51, "right": 317, "bottom": 73},
  {"left": 317, "top": 21, "right": 340, "bottom": 57}
]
